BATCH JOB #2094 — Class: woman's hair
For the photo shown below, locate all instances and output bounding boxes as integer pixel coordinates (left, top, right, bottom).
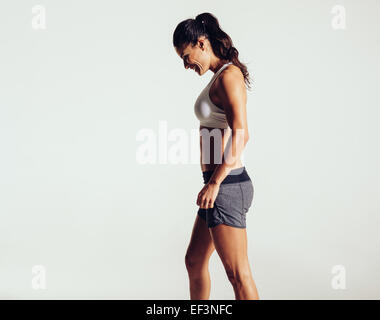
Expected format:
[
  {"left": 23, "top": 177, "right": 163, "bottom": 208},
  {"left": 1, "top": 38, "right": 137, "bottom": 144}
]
[{"left": 173, "top": 12, "right": 252, "bottom": 89}]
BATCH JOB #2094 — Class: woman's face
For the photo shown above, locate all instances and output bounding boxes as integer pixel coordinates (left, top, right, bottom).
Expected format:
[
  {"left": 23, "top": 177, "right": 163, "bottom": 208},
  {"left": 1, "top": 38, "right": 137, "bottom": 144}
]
[{"left": 176, "top": 38, "right": 209, "bottom": 75}]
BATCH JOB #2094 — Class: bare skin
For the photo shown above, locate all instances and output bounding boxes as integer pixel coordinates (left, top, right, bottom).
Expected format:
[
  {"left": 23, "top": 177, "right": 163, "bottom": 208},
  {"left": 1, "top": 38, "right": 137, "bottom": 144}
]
[
  {"left": 185, "top": 215, "right": 259, "bottom": 300},
  {"left": 209, "top": 224, "right": 259, "bottom": 300},
  {"left": 185, "top": 215, "right": 215, "bottom": 299},
  {"left": 176, "top": 37, "right": 259, "bottom": 300}
]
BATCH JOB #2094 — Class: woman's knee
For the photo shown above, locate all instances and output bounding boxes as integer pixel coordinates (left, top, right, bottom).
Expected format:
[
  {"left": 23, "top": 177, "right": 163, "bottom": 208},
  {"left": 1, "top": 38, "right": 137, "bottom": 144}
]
[
  {"left": 225, "top": 265, "right": 251, "bottom": 286},
  {"left": 185, "top": 252, "right": 207, "bottom": 273},
  {"left": 185, "top": 252, "right": 198, "bottom": 270}
]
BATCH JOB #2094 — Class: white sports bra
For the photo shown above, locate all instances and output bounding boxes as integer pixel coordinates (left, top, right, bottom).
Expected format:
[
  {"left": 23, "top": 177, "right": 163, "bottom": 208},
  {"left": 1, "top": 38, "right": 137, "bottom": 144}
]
[{"left": 194, "top": 62, "right": 233, "bottom": 129}]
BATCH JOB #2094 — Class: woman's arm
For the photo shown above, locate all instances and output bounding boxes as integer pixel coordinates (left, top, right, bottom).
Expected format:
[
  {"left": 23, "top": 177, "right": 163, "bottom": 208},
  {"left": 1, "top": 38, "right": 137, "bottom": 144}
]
[{"left": 208, "top": 67, "right": 250, "bottom": 185}]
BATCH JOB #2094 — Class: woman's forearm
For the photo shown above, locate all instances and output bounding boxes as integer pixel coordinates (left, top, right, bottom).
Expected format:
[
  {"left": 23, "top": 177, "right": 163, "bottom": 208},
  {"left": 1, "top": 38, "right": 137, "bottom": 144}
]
[{"left": 208, "top": 127, "right": 249, "bottom": 185}]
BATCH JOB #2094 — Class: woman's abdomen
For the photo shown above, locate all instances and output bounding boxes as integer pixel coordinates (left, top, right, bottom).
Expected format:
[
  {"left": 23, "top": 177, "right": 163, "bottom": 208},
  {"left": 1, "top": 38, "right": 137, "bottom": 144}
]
[{"left": 199, "top": 126, "right": 243, "bottom": 172}]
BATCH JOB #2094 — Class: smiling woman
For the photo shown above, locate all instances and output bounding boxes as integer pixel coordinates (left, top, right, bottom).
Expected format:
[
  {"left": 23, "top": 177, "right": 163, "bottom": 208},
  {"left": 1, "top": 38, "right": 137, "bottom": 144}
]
[
  {"left": 173, "top": 13, "right": 251, "bottom": 87},
  {"left": 172, "top": 12, "right": 259, "bottom": 301}
]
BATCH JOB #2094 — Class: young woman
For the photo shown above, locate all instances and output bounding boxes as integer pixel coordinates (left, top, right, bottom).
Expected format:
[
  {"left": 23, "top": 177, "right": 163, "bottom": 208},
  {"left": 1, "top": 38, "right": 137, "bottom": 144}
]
[{"left": 173, "top": 12, "right": 259, "bottom": 300}]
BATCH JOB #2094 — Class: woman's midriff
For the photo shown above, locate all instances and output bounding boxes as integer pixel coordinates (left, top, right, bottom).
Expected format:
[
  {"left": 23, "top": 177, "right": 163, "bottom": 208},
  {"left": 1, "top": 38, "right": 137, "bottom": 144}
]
[{"left": 199, "top": 125, "right": 243, "bottom": 172}]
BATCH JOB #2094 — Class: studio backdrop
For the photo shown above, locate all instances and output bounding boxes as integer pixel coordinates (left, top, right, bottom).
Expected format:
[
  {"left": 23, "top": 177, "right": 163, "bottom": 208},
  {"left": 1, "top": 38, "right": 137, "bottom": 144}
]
[{"left": 0, "top": 0, "right": 379, "bottom": 299}]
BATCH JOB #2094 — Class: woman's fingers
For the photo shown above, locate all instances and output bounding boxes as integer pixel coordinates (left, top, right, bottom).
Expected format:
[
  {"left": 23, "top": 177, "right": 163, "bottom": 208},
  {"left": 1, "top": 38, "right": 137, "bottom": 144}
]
[
  {"left": 201, "top": 196, "right": 213, "bottom": 209},
  {"left": 197, "top": 188, "right": 215, "bottom": 209},
  {"left": 197, "top": 184, "right": 219, "bottom": 209},
  {"left": 201, "top": 197, "right": 208, "bottom": 209},
  {"left": 197, "top": 192, "right": 204, "bottom": 208},
  {"left": 197, "top": 192, "right": 203, "bottom": 206}
]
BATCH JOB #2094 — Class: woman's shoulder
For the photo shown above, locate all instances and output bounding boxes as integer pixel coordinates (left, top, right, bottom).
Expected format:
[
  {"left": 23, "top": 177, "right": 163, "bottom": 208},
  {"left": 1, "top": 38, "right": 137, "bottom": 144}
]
[
  {"left": 217, "top": 63, "right": 245, "bottom": 91},
  {"left": 223, "top": 63, "right": 244, "bottom": 79}
]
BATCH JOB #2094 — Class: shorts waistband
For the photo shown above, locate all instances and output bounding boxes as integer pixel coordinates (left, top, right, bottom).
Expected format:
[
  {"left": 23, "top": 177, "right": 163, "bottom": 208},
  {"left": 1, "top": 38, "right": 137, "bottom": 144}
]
[{"left": 202, "top": 166, "right": 251, "bottom": 184}]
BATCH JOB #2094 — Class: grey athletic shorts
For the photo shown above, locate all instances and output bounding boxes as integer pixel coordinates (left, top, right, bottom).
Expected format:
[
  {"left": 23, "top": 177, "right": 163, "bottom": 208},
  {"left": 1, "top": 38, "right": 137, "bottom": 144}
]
[{"left": 197, "top": 166, "right": 254, "bottom": 228}]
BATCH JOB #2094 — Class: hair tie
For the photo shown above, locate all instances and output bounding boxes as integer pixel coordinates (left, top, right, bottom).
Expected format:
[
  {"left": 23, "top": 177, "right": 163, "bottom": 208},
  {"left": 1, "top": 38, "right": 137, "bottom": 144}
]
[{"left": 200, "top": 19, "right": 206, "bottom": 33}]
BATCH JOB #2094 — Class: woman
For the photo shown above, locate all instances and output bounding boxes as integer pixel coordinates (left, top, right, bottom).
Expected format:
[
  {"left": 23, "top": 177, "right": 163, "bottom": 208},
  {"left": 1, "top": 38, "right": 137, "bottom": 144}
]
[{"left": 173, "top": 12, "right": 259, "bottom": 300}]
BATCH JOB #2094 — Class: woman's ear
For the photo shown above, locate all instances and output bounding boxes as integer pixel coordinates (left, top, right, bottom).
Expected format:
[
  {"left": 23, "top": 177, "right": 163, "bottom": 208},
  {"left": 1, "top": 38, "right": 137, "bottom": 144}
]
[{"left": 198, "top": 38, "right": 205, "bottom": 50}]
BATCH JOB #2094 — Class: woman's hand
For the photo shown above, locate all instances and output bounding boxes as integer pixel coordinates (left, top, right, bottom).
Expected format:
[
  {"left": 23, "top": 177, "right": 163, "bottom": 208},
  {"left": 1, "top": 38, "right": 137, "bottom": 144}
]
[{"left": 196, "top": 182, "right": 221, "bottom": 209}]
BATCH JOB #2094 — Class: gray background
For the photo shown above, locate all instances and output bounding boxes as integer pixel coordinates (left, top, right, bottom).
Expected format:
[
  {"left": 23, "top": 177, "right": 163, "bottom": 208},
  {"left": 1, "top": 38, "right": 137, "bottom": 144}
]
[{"left": 0, "top": 0, "right": 379, "bottom": 299}]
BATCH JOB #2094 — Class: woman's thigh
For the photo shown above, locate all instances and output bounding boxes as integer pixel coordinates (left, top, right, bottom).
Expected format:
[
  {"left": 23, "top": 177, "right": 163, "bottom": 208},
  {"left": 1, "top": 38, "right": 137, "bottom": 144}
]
[
  {"left": 185, "top": 214, "right": 215, "bottom": 265},
  {"left": 208, "top": 224, "right": 250, "bottom": 274}
]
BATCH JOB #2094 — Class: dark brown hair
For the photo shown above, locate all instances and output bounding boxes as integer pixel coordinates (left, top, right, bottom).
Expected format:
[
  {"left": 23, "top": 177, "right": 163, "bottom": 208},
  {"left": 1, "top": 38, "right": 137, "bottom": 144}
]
[{"left": 173, "top": 12, "right": 252, "bottom": 89}]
